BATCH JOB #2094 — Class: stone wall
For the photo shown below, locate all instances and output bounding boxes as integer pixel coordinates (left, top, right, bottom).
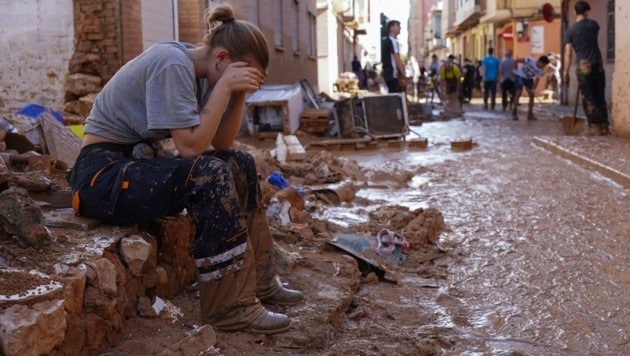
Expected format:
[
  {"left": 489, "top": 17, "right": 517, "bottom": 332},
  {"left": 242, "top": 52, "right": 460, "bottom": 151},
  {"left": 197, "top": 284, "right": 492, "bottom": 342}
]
[
  {"left": 0, "top": 215, "right": 197, "bottom": 355},
  {"left": 63, "top": 0, "right": 130, "bottom": 121},
  {"left": 178, "top": 0, "right": 207, "bottom": 45}
]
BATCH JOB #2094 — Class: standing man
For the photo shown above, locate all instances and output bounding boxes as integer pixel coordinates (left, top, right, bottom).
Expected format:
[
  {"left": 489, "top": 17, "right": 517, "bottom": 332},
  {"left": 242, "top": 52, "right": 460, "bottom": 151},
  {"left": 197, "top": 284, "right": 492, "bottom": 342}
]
[
  {"left": 564, "top": 0, "right": 610, "bottom": 135},
  {"left": 428, "top": 54, "right": 442, "bottom": 104},
  {"left": 512, "top": 55, "right": 550, "bottom": 120},
  {"left": 440, "top": 55, "right": 463, "bottom": 117},
  {"left": 381, "top": 20, "right": 408, "bottom": 93},
  {"left": 461, "top": 58, "right": 476, "bottom": 103},
  {"left": 499, "top": 49, "right": 517, "bottom": 112},
  {"left": 481, "top": 48, "right": 500, "bottom": 110}
]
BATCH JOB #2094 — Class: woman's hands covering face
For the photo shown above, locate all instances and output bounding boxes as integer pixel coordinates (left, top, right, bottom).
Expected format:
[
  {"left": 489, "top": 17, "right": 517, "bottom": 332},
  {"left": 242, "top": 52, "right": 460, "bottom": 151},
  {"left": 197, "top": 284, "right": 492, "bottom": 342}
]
[{"left": 217, "top": 61, "right": 265, "bottom": 94}]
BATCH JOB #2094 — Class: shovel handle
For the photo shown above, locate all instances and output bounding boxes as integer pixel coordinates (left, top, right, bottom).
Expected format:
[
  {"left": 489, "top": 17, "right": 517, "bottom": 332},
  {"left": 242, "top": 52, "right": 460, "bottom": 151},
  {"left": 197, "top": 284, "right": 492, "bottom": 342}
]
[{"left": 573, "top": 86, "right": 580, "bottom": 117}]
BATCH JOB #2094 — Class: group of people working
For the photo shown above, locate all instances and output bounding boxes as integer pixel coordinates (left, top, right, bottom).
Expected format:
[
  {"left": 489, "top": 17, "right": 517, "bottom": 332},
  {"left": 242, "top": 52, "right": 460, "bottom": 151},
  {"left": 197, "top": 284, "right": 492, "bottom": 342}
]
[{"left": 380, "top": 1, "right": 609, "bottom": 135}]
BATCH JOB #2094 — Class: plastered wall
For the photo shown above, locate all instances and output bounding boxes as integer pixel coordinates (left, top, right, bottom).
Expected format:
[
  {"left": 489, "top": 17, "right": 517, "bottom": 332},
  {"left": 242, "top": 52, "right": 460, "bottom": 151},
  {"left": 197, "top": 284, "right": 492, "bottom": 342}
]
[
  {"left": 0, "top": 0, "right": 74, "bottom": 115},
  {"left": 612, "top": 1, "right": 629, "bottom": 137}
]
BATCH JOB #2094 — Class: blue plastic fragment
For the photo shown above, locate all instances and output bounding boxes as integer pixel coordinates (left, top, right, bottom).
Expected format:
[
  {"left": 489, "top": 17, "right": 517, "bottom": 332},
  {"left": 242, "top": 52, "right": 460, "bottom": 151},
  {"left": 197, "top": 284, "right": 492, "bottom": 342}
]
[
  {"left": 16, "top": 103, "right": 64, "bottom": 123},
  {"left": 267, "top": 171, "right": 289, "bottom": 189}
]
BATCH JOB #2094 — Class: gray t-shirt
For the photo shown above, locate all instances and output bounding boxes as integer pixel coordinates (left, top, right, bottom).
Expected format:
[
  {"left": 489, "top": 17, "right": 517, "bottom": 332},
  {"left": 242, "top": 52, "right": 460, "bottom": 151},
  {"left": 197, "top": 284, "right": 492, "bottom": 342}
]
[
  {"left": 499, "top": 57, "right": 516, "bottom": 82},
  {"left": 515, "top": 57, "right": 543, "bottom": 79},
  {"left": 84, "top": 41, "right": 211, "bottom": 144}
]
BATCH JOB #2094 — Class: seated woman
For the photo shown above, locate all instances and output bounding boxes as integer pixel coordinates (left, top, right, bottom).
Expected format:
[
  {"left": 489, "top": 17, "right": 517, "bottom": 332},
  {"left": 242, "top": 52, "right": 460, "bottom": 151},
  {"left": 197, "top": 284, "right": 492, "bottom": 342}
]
[{"left": 67, "top": 4, "right": 303, "bottom": 334}]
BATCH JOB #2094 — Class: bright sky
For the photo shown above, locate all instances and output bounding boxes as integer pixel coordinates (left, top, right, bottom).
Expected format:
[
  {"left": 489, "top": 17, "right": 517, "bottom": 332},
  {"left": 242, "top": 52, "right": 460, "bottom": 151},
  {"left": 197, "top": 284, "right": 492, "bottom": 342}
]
[
  {"left": 379, "top": 0, "right": 410, "bottom": 54},
  {"left": 380, "top": 0, "right": 410, "bottom": 24}
]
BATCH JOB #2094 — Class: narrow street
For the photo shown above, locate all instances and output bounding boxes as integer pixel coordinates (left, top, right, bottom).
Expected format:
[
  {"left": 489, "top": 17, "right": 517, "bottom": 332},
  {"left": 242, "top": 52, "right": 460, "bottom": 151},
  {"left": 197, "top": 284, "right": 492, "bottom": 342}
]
[
  {"left": 3, "top": 1, "right": 629, "bottom": 355},
  {"left": 319, "top": 99, "right": 630, "bottom": 354},
  {"left": 99, "top": 98, "right": 630, "bottom": 355}
]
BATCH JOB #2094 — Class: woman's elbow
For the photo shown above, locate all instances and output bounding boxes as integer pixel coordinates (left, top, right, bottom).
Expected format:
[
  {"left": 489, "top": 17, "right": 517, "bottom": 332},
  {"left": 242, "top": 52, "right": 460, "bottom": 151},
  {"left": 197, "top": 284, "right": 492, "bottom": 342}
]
[
  {"left": 175, "top": 141, "right": 210, "bottom": 157},
  {"left": 177, "top": 146, "right": 202, "bottom": 158},
  {"left": 211, "top": 138, "right": 234, "bottom": 152}
]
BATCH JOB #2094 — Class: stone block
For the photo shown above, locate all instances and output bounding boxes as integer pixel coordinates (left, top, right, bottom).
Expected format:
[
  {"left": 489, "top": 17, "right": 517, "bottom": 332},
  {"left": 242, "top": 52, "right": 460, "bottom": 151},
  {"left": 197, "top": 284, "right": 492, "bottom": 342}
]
[{"left": 0, "top": 299, "right": 66, "bottom": 356}]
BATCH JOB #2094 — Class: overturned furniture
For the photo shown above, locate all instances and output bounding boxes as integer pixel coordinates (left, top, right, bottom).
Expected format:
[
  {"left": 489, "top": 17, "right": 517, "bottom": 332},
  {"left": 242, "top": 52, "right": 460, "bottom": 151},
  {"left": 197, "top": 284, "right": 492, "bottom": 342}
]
[
  {"left": 245, "top": 83, "right": 304, "bottom": 137},
  {"left": 334, "top": 92, "right": 409, "bottom": 140}
]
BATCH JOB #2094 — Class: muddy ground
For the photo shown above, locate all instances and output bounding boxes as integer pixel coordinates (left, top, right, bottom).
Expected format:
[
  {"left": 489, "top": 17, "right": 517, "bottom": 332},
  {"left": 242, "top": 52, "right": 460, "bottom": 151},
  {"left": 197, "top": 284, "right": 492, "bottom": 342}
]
[
  {"left": 2, "top": 98, "right": 629, "bottom": 355},
  {"left": 106, "top": 99, "right": 628, "bottom": 355}
]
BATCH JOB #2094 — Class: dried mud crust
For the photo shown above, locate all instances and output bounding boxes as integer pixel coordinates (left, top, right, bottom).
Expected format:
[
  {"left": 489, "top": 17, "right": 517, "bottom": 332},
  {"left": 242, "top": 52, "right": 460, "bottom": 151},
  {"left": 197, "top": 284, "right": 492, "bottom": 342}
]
[
  {"left": 0, "top": 269, "right": 51, "bottom": 297},
  {"left": 103, "top": 239, "right": 448, "bottom": 355}
]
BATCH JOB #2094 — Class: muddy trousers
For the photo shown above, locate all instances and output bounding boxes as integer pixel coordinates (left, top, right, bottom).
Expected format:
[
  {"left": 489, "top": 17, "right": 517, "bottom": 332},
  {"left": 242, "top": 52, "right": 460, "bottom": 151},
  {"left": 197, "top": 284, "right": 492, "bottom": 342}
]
[
  {"left": 501, "top": 79, "right": 515, "bottom": 110},
  {"left": 576, "top": 64, "right": 608, "bottom": 125},
  {"left": 443, "top": 91, "right": 462, "bottom": 117},
  {"left": 67, "top": 143, "right": 280, "bottom": 329},
  {"left": 483, "top": 79, "right": 497, "bottom": 108}
]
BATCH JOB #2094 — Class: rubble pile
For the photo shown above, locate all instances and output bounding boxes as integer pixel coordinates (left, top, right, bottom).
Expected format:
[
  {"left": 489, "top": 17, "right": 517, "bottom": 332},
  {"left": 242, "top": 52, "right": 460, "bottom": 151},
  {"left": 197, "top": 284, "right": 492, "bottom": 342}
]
[{"left": 0, "top": 132, "right": 446, "bottom": 354}]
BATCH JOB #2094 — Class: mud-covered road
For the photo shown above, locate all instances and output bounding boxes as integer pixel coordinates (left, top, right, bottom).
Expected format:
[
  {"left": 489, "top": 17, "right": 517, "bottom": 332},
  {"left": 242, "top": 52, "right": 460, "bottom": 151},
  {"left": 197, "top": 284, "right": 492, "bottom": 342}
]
[
  {"left": 101, "top": 102, "right": 628, "bottom": 355},
  {"left": 321, "top": 106, "right": 629, "bottom": 354}
]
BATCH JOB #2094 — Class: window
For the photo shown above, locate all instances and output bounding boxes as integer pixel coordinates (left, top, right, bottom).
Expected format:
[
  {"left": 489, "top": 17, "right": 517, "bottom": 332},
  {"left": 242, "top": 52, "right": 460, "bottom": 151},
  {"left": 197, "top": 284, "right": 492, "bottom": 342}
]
[
  {"left": 274, "top": 0, "right": 283, "bottom": 48},
  {"left": 607, "top": 0, "right": 615, "bottom": 60},
  {"left": 308, "top": 11, "right": 316, "bottom": 57},
  {"left": 293, "top": 0, "right": 300, "bottom": 52}
]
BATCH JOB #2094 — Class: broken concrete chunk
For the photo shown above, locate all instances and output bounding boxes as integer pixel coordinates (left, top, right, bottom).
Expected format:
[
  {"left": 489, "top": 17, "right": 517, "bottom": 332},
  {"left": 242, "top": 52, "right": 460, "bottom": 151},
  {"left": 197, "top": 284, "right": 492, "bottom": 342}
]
[
  {"left": 84, "top": 258, "right": 117, "bottom": 296},
  {"left": 0, "top": 299, "right": 66, "bottom": 356},
  {"left": 0, "top": 187, "right": 49, "bottom": 248},
  {"left": 120, "top": 234, "right": 153, "bottom": 277},
  {"left": 41, "top": 210, "right": 100, "bottom": 231}
]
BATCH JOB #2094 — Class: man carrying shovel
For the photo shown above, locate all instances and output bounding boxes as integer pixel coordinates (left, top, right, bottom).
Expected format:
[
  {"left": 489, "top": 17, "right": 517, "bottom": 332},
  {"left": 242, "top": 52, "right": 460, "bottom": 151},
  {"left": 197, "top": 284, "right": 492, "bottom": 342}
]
[{"left": 563, "top": 0, "right": 610, "bottom": 136}]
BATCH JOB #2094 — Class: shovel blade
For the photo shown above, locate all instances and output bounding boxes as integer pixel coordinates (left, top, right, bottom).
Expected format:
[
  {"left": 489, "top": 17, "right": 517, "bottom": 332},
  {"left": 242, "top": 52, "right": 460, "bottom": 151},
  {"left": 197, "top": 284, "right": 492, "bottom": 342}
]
[{"left": 562, "top": 116, "right": 586, "bottom": 135}]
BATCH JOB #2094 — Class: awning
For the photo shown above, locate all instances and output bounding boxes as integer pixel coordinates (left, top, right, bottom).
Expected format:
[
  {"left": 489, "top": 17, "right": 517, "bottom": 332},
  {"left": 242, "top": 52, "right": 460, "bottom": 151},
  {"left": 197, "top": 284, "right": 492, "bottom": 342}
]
[{"left": 480, "top": 9, "right": 512, "bottom": 24}]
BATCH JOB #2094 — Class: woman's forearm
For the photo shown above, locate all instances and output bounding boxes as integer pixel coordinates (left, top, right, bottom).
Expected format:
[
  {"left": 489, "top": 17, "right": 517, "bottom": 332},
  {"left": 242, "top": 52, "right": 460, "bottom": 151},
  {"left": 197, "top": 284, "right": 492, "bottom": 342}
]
[{"left": 213, "top": 93, "right": 246, "bottom": 151}]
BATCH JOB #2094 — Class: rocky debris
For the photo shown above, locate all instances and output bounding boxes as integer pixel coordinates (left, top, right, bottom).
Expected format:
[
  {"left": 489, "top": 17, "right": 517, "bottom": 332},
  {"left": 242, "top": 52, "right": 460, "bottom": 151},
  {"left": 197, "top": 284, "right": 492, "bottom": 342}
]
[
  {"left": 0, "top": 299, "right": 66, "bottom": 356},
  {"left": 0, "top": 187, "right": 50, "bottom": 248},
  {"left": 2, "top": 111, "right": 82, "bottom": 168},
  {"left": 0, "top": 134, "right": 446, "bottom": 354}
]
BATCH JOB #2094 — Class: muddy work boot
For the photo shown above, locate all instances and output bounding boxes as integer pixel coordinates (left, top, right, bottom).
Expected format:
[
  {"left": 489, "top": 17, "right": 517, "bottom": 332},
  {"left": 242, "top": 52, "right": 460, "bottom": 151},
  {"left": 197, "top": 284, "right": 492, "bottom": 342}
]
[
  {"left": 204, "top": 297, "right": 291, "bottom": 334},
  {"left": 260, "top": 284, "right": 304, "bottom": 306},
  {"left": 243, "top": 308, "right": 290, "bottom": 334},
  {"left": 199, "top": 238, "right": 292, "bottom": 334},
  {"left": 587, "top": 122, "right": 609, "bottom": 136},
  {"left": 247, "top": 209, "right": 305, "bottom": 306}
]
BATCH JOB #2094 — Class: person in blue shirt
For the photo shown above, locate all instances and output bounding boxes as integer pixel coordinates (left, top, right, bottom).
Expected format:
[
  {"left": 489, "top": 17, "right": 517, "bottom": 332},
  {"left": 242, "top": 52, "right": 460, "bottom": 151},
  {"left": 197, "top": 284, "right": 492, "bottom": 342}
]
[{"left": 481, "top": 48, "right": 500, "bottom": 110}]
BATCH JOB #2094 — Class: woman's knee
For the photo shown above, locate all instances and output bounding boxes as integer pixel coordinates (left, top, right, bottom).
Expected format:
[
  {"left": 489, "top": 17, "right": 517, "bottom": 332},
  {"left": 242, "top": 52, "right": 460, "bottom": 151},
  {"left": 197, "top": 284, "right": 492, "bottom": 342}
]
[{"left": 190, "top": 156, "right": 235, "bottom": 188}]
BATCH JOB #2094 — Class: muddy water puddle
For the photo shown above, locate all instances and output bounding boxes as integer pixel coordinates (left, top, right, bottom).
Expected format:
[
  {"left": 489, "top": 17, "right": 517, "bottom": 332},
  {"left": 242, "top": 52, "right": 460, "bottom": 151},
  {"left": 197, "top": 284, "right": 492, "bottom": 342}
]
[{"left": 320, "top": 117, "right": 630, "bottom": 354}]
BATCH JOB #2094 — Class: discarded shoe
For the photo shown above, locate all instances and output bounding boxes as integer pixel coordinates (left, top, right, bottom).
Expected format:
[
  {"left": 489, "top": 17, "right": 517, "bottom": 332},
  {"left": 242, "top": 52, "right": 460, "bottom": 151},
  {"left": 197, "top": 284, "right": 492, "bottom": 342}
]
[
  {"left": 243, "top": 309, "right": 291, "bottom": 334},
  {"left": 261, "top": 286, "right": 304, "bottom": 306}
]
